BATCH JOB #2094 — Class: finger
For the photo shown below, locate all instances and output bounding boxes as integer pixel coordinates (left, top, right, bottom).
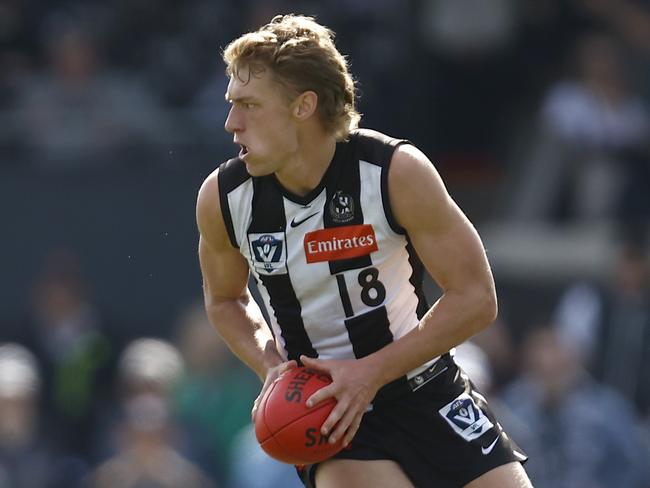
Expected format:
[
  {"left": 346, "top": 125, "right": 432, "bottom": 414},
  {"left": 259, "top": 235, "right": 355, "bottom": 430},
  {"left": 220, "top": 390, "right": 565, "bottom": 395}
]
[
  {"left": 328, "top": 401, "right": 361, "bottom": 445},
  {"left": 266, "top": 360, "right": 297, "bottom": 390},
  {"left": 253, "top": 361, "right": 297, "bottom": 422},
  {"left": 300, "top": 355, "right": 327, "bottom": 372},
  {"left": 251, "top": 394, "right": 262, "bottom": 421},
  {"left": 342, "top": 411, "right": 364, "bottom": 446},
  {"left": 280, "top": 359, "right": 298, "bottom": 373},
  {"left": 305, "top": 383, "right": 336, "bottom": 409},
  {"left": 252, "top": 385, "right": 272, "bottom": 423},
  {"left": 319, "top": 395, "right": 349, "bottom": 436}
]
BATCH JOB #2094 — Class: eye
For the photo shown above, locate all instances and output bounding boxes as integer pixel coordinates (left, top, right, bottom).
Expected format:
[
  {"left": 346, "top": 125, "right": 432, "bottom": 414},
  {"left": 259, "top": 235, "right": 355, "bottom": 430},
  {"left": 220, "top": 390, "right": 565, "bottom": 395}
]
[{"left": 245, "top": 103, "right": 256, "bottom": 109}]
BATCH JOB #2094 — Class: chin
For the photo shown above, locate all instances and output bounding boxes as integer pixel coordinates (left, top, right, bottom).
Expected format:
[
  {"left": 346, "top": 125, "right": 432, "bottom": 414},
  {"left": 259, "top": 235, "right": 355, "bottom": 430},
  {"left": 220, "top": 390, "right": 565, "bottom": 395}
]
[{"left": 244, "top": 160, "right": 272, "bottom": 177}]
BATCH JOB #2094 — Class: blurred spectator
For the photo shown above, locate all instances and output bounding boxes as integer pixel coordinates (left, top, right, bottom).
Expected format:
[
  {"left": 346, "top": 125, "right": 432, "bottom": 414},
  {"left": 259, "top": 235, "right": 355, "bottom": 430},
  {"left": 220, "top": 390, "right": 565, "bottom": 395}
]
[
  {"left": 571, "top": 0, "right": 650, "bottom": 56},
  {"left": 554, "top": 235, "right": 650, "bottom": 416},
  {"left": 0, "top": 343, "right": 86, "bottom": 487},
  {"left": 88, "top": 394, "right": 215, "bottom": 488},
  {"left": 189, "top": 69, "right": 232, "bottom": 151},
  {"left": 229, "top": 424, "right": 304, "bottom": 488},
  {"left": 87, "top": 337, "right": 216, "bottom": 488},
  {"left": 172, "top": 303, "right": 259, "bottom": 486},
  {"left": 511, "top": 32, "right": 650, "bottom": 223},
  {"left": 500, "top": 325, "right": 649, "bottom": 488},
  {"left": 116, "top": 338, "right": 184, "bottom": 398},
  {"left": 0, "top": 0, "right": 40, "bottom": 107},
  {"left": 416, "top": 0, "right": 523, "bottom": 171},
  {"left": 469, "top": 319, "right": 518, "bottom": 389},
  {"left": 420, "top": 0, "right": 517, "bottom": 56},
  {"left": 21, "top": 249, "right": 114, "bottom": 458},
  {"left": 11, "top": 19, "right": 170, "bottom": 168}
]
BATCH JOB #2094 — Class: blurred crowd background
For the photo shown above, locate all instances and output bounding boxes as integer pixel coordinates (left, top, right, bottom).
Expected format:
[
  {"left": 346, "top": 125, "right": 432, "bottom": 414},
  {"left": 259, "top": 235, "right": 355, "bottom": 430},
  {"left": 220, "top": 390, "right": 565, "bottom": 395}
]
[{"left": 1, "top": 0, "right": 650, "bottom": 487}]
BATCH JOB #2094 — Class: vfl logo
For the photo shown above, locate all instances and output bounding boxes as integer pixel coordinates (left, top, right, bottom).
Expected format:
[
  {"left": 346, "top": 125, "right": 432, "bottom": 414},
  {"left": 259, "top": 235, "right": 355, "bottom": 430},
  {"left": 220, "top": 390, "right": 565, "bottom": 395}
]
[
  {"left": 439, "top": 393, "right": 494, "bottom": 442},
  {"left": 248, "top": 232, "right": 287, "bottom": 275},
  {"left": 329, "top": 191, "right": 354, "bottom": 223}
]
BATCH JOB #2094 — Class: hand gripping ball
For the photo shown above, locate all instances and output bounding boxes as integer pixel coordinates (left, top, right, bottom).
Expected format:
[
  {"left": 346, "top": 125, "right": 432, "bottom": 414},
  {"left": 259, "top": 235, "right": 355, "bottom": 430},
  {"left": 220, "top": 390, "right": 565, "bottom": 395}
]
[{"left": 254, "top": 367, "right": 345, "bottom": 464}]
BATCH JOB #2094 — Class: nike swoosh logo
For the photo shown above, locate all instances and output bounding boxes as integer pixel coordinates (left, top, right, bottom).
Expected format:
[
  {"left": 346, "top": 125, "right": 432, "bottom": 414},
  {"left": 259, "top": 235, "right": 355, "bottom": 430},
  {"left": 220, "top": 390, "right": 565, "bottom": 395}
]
[
  {"left": 290, "top": 212, "right": 319, "bottom": 227},
  {"left": 481, "top": 437, "right": 499, "bottom": 455}
]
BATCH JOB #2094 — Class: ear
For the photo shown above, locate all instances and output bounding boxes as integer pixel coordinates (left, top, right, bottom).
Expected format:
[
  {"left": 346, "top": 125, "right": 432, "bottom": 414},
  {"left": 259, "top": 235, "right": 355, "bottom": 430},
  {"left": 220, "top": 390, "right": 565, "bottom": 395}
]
[{"left": 292, "top": 91, "right": 318, "bottom": 120}]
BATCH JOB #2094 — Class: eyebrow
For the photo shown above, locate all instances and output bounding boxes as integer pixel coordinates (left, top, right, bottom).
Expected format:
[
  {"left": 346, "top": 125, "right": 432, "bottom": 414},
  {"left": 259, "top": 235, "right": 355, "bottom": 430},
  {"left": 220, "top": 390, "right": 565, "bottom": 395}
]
[{"left": 224, "top": 94, "right": 257, "bottom": 103}]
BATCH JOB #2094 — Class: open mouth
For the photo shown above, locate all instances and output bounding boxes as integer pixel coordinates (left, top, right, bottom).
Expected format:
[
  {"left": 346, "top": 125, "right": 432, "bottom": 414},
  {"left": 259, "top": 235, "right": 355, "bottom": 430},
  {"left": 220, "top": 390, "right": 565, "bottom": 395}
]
[{"left": 239, "top": 145, "right": 249, "bottom": 158}]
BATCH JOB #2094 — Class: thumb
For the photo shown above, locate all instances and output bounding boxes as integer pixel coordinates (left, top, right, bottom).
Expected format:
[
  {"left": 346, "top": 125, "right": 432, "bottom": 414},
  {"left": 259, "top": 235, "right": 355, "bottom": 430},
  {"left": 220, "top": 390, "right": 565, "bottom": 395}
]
[
  {"left": 300, "top": 355, "right": 333, "bottom": 377},
  {"left": 300, "top": 355, "right": 322, "bottom": 368},
  {"left": 279, "top": 359, "right": 299, "bottom": 374}
]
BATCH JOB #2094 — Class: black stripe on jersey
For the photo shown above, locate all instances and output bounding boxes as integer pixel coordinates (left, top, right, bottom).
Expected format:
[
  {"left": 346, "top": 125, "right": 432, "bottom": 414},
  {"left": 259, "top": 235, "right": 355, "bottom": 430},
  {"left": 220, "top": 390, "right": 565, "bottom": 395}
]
[
  {"left": 249, "top": 177, "right": 318, "bottom": 362},
  {"left": 325, "top": 139, "right": 372, "bottom": 274},
  {"left": 380, "top": 152, "right": 406, "bottom": 235},
  {"left": 344, "top": 306, "right": 393, "bottom": 358},
  {"left": 405, "top": 236, "right": 429, "bottom": 319},
  {"left": 217, "top": 158, "right": 250, "bottom": 248},
  {"left": 335, "top": 274, "right": 354, "bottom": 318},
  {"left": 258, "top": 274, "right": 317, "bottom": 362}
]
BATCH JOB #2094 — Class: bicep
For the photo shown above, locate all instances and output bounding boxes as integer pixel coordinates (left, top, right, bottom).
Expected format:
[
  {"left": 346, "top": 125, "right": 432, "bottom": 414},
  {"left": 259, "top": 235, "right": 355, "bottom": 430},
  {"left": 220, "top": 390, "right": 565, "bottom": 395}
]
[
  {"left": 198, "top": 235, "right": 249, "bottom": 301},
  {"left": 196, "top": 170, "right": 250, "bottom": 302},
  {"left": 389, "top": 145, "right": 494, "bottom": 293}
]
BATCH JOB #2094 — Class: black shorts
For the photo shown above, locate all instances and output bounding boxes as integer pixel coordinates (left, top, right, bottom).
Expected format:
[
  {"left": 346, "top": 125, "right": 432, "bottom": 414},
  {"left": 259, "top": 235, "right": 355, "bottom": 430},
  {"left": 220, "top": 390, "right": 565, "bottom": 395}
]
[{"left": 298, "top": 355, "right": 527, "bottom": 488}]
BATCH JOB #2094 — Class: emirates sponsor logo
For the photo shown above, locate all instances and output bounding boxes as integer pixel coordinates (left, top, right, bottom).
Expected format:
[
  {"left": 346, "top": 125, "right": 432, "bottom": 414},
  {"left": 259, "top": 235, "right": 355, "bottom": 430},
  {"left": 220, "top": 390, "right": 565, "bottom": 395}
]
[{"left": 304, "top": 224, "right": 378, "bottom": 263}]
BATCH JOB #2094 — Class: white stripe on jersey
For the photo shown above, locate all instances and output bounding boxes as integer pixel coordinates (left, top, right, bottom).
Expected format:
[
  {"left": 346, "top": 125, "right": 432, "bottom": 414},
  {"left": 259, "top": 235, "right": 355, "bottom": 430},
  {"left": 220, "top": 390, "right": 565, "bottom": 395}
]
[{"left": 226, "top": 179, "right": 254, "bottom": 248}]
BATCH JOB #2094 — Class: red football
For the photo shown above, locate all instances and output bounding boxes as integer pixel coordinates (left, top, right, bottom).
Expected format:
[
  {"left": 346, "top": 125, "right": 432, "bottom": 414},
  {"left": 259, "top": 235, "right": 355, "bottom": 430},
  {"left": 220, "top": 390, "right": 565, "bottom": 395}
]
[{"left": 254, "top": 366, "right": 345, "bottom": 464}]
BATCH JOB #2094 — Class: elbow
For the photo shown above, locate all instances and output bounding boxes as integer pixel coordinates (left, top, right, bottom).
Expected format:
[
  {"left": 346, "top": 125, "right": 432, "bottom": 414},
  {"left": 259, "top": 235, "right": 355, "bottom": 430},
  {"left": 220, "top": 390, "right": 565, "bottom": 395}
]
[
  {"left": 485, "top": 289, "right": 498, "bottom": 325},
  {"left": 202, "top": 290, "right": 228, "bottom": 324},
  {"left": 204, "top": 297, "right": 219, "bottom": 317},
  {"left": 202, "top": 285, "right": 218, "bottom": 317},
  {"left": 473, "top": 284, "right": 498, "bottom": 333},
  {"left": 203, "top": 290, "right": 248, "bottom": 326}
]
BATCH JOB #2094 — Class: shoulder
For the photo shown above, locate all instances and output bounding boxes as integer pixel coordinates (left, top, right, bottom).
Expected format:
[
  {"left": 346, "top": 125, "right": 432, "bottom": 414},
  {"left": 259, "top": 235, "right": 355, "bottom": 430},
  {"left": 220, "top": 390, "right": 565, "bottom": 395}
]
[
  {"left": 389, "top": 143, "right": 444, "bottom": 198},
  {"left": 196, "top": 168, "right": 220, "bottom": 237},
  {"left": 348, "top": 128, "right": 409, "bottom": 165},
  {"left": 349, "top": 128, "right": 406, "bottom": 146},
  {"left": 388, "top": 143, "right": 453, "bottom": 232},
  {"left": 390, "top": 143, "right": 437, "bottom": 180},
  {"left": 197, "top": 158, "right": 247, "bottom": 249},
  {"left": 196, "top": 158, "right": 248, "bottom": 222},
  {"left": 216, "top": 157, "right": 250, "bottom": 194}
]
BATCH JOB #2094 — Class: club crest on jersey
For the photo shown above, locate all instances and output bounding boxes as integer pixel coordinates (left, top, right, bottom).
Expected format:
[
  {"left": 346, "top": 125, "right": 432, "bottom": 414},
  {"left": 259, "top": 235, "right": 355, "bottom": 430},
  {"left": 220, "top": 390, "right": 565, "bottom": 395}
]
[
  {"left": 304, "top": 224, "right": 378, "bottom": 263},
  {"left": 248, "top": 232, "right": 288, "bottom": 275},
  {"left": 439, "top": 393, "right": 494, "bottom": 442},
  {"left": 329, "top": 191, "right": 355, "bottom": 223}
]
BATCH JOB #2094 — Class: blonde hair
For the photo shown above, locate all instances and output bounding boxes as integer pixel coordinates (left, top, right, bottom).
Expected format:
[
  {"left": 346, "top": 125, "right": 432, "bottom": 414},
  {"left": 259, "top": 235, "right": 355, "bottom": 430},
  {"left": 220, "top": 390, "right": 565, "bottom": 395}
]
[{"left": 223, "top": 14, "right": 360, "bottom": 140}]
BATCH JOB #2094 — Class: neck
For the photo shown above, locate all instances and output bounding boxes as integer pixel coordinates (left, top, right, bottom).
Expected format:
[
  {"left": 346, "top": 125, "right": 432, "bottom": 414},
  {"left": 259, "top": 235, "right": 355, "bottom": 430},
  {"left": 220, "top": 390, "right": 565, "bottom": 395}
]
[{"left": 274, "top": 130, "right": 337, "bottom": 197}]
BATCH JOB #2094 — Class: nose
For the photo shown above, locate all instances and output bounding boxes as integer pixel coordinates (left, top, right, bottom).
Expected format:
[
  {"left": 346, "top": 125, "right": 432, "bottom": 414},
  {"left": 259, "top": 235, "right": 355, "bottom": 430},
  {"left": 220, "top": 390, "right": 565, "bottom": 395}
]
[{"left": 224, "top": 105, "right": 242, "bottom": 134}]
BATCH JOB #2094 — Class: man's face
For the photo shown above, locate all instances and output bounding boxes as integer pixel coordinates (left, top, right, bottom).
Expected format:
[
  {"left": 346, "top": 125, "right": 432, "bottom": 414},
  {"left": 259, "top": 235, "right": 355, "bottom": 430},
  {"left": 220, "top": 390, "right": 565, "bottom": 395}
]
[{"left": 224, "top": 66, "right": 298, "bottom": 176}]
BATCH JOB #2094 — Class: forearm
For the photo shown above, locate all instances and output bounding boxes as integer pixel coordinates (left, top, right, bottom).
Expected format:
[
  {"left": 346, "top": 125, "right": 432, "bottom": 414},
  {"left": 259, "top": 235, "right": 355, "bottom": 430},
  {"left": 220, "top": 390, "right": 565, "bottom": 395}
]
[
  {"left": 205, "top": 292, "right": 283, "bottom": 381},
  {"left": 366, "top": 284, "right": 497, "bottom": 387}
]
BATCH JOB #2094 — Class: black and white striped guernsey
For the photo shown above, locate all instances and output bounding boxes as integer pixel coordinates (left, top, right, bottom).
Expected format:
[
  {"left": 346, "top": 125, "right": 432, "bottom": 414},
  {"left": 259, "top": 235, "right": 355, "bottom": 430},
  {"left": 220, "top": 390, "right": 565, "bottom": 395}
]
[{"left": 218, "top": 129, "right": 437, "bottom": 378}]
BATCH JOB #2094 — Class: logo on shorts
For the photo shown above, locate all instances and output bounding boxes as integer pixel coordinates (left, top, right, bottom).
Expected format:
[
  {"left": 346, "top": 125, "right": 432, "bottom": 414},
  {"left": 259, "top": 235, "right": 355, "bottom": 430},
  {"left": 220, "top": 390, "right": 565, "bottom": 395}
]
[
  {"left": 439, "top": 393, "right": 493, "bottom": 442},
  {"left": 329, "top": 191, "right": 355, "bottom": 223},
  {"left": 248, "top": 232, "right": 287, "bottom": 275}
]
